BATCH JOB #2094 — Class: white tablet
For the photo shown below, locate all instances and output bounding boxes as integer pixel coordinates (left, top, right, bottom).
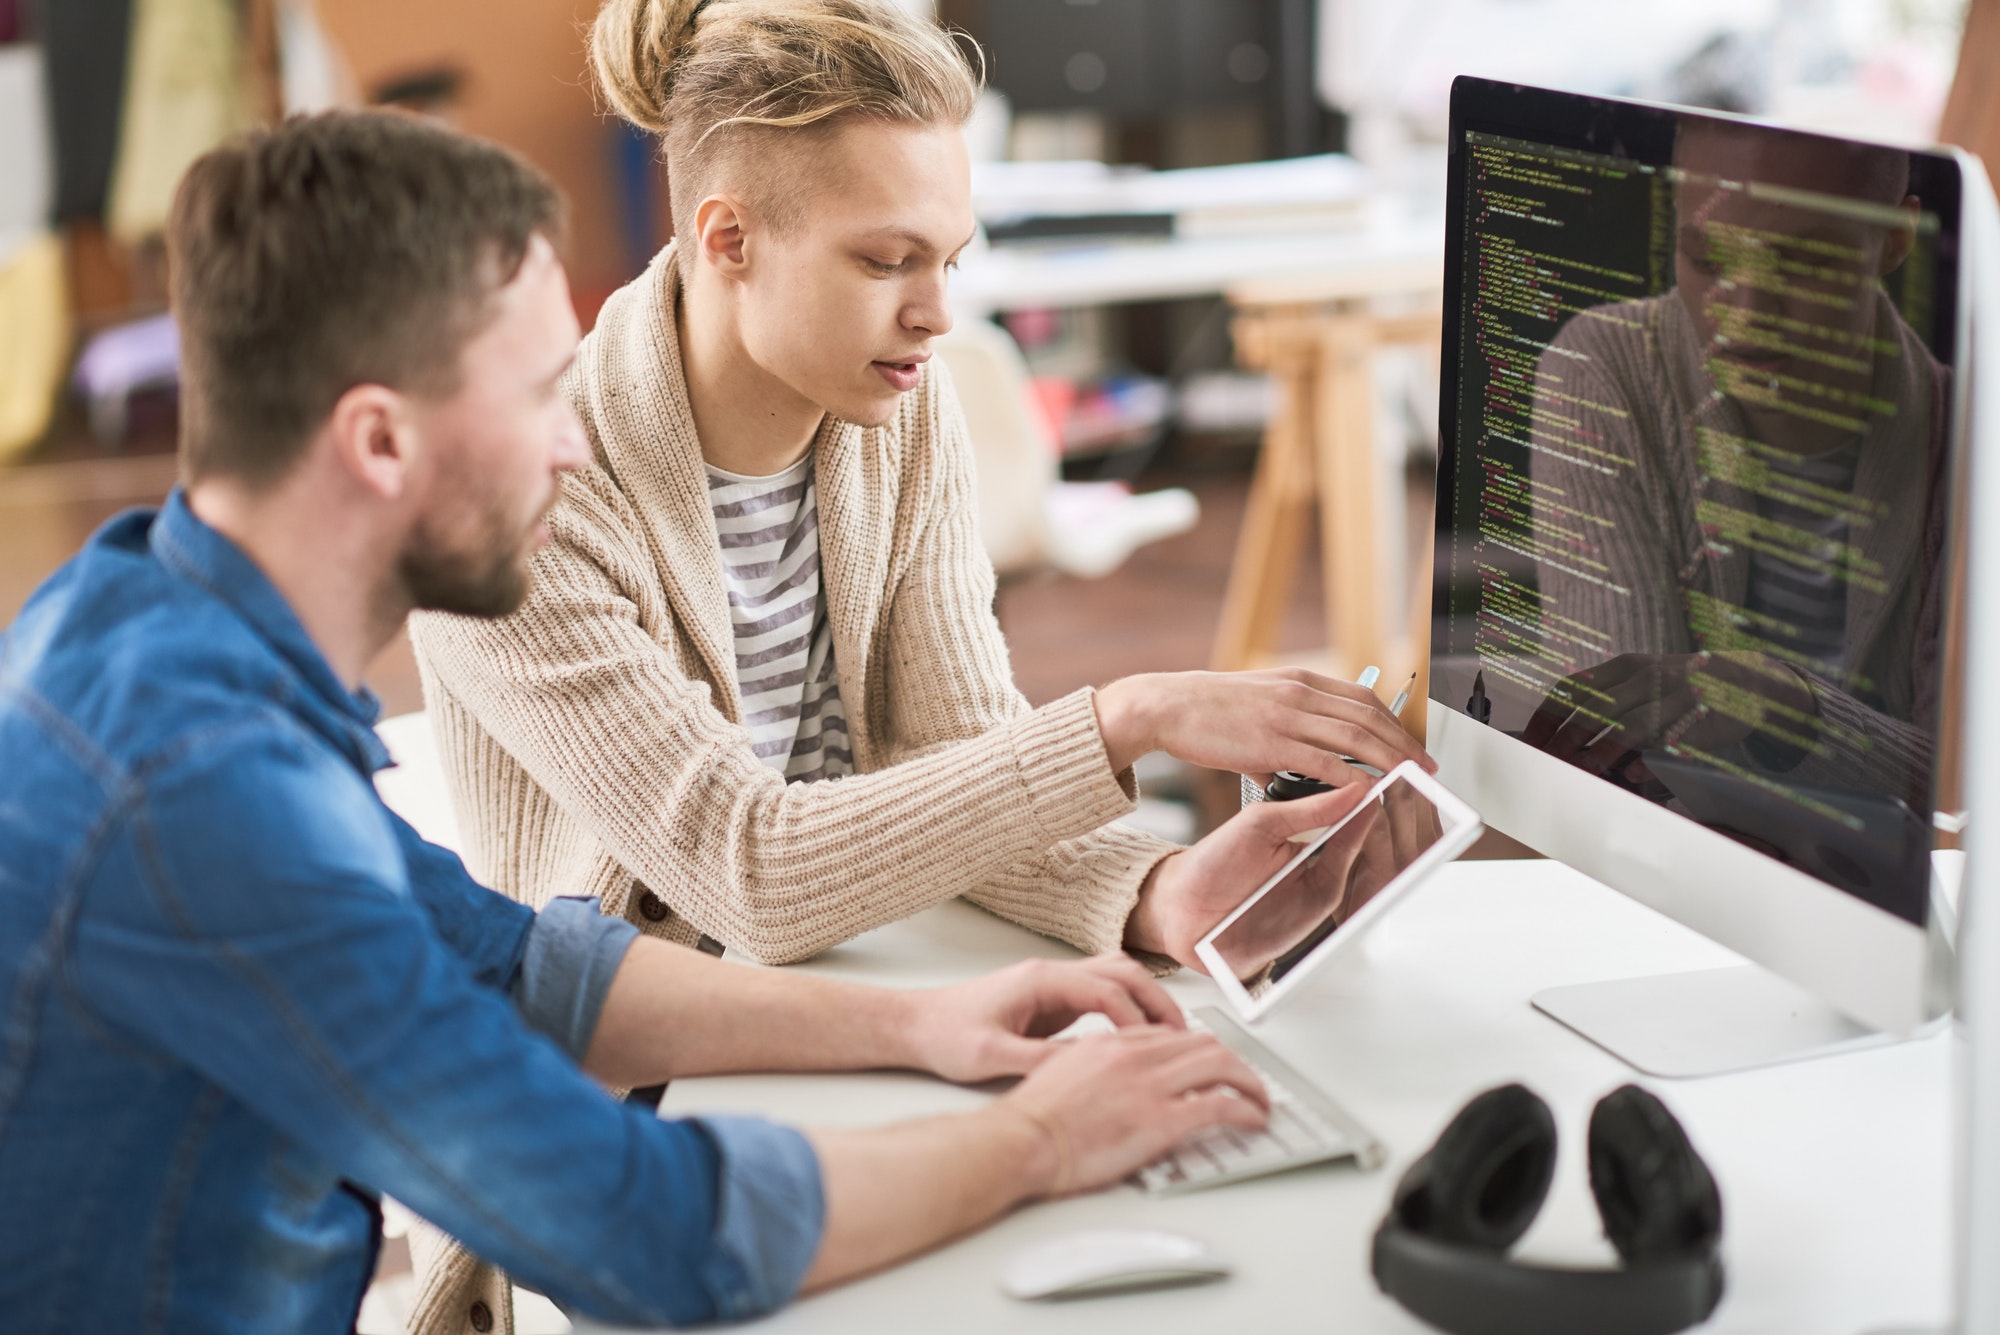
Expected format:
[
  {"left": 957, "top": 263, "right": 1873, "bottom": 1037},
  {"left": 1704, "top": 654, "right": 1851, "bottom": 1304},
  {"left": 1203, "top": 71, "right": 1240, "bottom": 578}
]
[{"left": 1195, "top": 762, "right": 1484, "bottom": 1022}]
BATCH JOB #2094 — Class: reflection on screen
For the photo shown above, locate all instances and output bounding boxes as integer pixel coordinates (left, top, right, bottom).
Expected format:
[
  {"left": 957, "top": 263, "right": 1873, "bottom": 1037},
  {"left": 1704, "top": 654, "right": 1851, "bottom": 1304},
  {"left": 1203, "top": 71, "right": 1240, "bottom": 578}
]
[
  {"left": 1434, "top": 94, "right": 1959, "bottom": 926},
  {"left": 1209, "top": 775, "right": 1449, "bottom": 994}
]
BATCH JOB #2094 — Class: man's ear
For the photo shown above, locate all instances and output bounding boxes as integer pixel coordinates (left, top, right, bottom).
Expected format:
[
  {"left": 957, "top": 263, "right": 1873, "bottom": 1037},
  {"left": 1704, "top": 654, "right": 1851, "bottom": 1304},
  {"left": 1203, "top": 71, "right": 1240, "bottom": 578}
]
[
  {"left": 325, "top": 383, "right": 418, "bottom": 502},
  {"left": 692, "top": 193, "right": 754, "bottom": 279}
]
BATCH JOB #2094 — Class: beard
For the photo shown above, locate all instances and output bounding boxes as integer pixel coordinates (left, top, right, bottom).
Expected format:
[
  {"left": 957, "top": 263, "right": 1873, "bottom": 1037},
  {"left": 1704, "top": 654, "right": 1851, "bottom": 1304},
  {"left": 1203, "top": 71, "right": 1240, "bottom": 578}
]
[{"left": 396, "top": 489, "right": 542, "bottom": 619}]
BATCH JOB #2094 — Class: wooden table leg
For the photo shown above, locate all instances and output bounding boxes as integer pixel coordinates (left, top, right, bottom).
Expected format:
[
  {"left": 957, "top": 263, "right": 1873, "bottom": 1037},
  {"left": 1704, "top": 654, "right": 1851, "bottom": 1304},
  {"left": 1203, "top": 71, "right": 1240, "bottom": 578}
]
[
  {"left": 1313, "top": 309, "right": 1384, "bottom": 682},
  {"left": 1213, "top": 300, "right": 1443, "bottom": 692},
  {"left": 1212, "top": 327, "right": 1317, "bottom": 672}
]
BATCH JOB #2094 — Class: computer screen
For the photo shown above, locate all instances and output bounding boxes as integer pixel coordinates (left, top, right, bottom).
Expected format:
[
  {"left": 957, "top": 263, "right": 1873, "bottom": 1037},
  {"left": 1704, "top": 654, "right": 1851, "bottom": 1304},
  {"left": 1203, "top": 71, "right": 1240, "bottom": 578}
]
[{"left": 1432, "top": 79, "right": 1964, "bottom": 927}]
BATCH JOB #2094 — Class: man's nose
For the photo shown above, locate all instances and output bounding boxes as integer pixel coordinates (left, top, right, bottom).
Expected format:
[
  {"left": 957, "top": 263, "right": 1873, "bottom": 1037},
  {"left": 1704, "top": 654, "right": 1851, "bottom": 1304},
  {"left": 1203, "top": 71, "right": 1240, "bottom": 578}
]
[
  {"left": 552, "top": 408, "right": 589, "bottom": 472},
  {"left": 904, "top": 280, "right": 954, "bottom": 340}
]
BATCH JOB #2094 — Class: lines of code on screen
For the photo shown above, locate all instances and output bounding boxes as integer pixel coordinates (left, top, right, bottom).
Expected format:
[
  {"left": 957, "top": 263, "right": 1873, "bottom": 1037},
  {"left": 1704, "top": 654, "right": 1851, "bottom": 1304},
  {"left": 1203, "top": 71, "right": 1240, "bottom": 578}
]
[{"left": 1448, "top": 133, "right": 1672, "bottom": 700}]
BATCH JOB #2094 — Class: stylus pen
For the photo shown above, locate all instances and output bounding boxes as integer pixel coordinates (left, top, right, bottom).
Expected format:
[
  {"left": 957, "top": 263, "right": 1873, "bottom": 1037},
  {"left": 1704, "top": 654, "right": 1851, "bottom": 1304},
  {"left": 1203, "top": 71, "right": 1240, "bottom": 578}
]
[
  {"left": 1357, "top": 665, "right": 1382, "bottom": 691},
  {"left": 1388, "top": 672, "right": 1417, "bottom": 718}
]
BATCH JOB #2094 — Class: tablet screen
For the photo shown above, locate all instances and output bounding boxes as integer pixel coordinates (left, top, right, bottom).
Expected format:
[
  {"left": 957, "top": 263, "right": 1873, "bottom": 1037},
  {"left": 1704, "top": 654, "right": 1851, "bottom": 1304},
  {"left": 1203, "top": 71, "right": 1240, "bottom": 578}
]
[{"left": 1206, "top": 772, "right": 1458, "bottom": 995}]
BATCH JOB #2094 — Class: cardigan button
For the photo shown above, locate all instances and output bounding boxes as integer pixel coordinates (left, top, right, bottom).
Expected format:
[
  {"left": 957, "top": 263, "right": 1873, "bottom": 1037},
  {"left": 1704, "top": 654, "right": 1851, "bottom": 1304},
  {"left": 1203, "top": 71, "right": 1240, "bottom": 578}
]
[
  {"left": 469, "top": 1300, "right": 494, "bottom": 1333},
  {"left": 636, "top": 886, "right": 671, "bottom": 922}
]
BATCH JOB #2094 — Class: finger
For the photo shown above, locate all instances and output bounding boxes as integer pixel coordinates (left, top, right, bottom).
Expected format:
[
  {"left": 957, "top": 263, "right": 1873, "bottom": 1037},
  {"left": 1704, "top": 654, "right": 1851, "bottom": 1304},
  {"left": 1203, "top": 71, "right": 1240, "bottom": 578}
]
[
  {"left": 1031, "top": 972, "right": 1148, "bottom": 1031},
  {"left": 1154, "top": 1039, "right": 1271, "bottom": 1112},
  {"left": 978, "top": 1032, "right": 1056, "bottom": 1077},
  {"left": 1282, "top": 737, "right": 1430, "bottom": 787},
  {"left": 1574, "top": 724, "right": 1651, "bottom": 776},
  {"left": 1585, "top": 654, "right": 1651, "bottom": 692},
  {"left": 1531, "top": 658, "right": 1644, "bottom": 751},
  {"left": 1383, "top": 785, "right": 1425, "bottom": 867},
  {"left": 1544, "top": 694, "right": 1626, "bottom": 762},
  {"left": 1570, "top": 680, "right": 1695, "bottom": 771},
  {"left": 1522, "top": 661, "right": 1617, "bottom": 748},
  {"left": 1291, "top": 698, "right": 1433, "bottom": 771},
  {"left": 1559, "top": 723, "right": 1642, "bottom": 778},
  {"left": 1247, "top": 779, "right": 1372, "bottom": 843},
  {"left": 1263, "top": 665, "right": 1387, "bottom": 706},
  {"left": 1602, "top": 666, "right": 1678, "bottom": 726},
  {"left": 1337, "top": 861, "right": 1393, "bottom": 922},
  {"left": 1276, "top": 758, "right": 1378, "bottom": 792},
  {"left": 1519, "top": 684, "right": 1574, "bottom": 748},
  {"left": 1165, "top": 1085, "right": 1273, "bottom": 1143},
  {"left": 1082, "top": 954, "right": 1185, "bottom": 1028},
  {"left": 1084, "top": 1027, "right": 1196, "bottom": 1071},
  {"left": 1266, "top": 679, "right": 1432, "bottom": 765}
]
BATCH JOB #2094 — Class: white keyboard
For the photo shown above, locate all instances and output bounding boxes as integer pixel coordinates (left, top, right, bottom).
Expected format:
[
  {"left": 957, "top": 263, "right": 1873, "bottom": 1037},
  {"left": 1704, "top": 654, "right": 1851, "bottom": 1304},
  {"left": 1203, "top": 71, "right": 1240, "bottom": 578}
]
[{"left": 1134, "top": 1007, "right": 1385, "bottom": 1196}]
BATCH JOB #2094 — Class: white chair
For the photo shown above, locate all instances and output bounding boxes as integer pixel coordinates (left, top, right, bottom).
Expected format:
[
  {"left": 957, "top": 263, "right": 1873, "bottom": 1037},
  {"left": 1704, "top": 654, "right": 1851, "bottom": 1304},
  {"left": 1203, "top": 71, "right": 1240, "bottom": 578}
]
[
  {"left": 934, "top": 318, "right": 1198, "bottom": 580},
  {"left": 373, "top": 711, "right": 462, "bottom": 854}
]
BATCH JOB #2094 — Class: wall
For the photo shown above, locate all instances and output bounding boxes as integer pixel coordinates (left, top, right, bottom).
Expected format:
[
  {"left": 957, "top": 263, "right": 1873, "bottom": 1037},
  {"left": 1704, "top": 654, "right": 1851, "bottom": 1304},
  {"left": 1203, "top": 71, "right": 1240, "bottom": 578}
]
[
  {"left": 1942, "top": 0, "right": 2000, "bottom": 172},
  {"left": 319, "top": 0, "right": 652, "bottom": 307}
]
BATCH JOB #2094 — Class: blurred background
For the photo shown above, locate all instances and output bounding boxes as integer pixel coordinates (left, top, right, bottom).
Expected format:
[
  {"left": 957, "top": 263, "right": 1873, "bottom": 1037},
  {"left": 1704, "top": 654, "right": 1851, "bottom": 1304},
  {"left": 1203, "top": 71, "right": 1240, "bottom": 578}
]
[
  {"left": 2, "top": 0, "right": 1993, "bottom": 831},
  {"left": 6, "top": 0, "right": 1994, "bottom": 844},
  {"left": 1, "top": 0, "right": 1995, "bottom": 1328}
]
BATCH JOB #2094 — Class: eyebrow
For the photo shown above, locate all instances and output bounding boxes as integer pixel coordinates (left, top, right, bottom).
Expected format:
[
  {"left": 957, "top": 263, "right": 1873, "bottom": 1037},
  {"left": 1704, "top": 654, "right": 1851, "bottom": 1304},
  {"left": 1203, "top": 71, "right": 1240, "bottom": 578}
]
[{"left": 864, "top": 225, "right": 980, "bottom": 257}]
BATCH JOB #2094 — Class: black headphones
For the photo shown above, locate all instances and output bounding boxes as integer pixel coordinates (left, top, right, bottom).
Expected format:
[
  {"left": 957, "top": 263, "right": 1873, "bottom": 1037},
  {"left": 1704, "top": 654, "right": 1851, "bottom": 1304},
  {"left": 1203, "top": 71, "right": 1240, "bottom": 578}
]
[{"left": 1371, "top": 1083, "right": 1725, "bottom": 1335}]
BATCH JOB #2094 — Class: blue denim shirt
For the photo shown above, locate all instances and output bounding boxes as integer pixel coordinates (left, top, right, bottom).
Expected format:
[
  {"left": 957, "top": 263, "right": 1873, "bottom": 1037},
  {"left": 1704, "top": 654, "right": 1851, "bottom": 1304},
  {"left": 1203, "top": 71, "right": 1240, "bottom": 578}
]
[{"left": 0, "top": 494, "right": 825, "bottom": 1334}]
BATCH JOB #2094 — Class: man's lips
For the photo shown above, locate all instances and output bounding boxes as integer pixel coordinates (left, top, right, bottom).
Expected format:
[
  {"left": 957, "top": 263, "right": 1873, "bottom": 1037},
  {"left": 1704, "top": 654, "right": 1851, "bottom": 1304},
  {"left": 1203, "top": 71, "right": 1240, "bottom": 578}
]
[{"left": 872, "top": 353, "right": 929, "bottom": 392}]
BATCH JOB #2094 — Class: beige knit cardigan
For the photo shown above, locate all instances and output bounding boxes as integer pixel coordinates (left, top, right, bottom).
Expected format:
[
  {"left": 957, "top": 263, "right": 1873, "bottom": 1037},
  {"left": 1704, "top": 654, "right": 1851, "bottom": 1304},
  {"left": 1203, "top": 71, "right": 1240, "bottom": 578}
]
[{"left": 401, "top": 247, "right": 1176, "bottom": 1335}]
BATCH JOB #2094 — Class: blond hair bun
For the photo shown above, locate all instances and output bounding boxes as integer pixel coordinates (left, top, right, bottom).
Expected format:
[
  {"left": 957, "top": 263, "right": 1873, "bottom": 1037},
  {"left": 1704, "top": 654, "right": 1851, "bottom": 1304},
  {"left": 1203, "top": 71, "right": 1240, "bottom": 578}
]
[
  {"left": 589, "top": 0, "right": 982, "bottom": 259},
  {"left": 589, "top": 0, "right": 702, "bottom": 134}
]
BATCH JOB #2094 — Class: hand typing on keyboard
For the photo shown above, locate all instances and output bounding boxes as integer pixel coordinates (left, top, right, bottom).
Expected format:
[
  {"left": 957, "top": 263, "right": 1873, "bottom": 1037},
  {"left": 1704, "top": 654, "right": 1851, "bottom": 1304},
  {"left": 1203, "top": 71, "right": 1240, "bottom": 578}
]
[
  {"left": 1135, "top": 1009, "right": 1384, "bottom": 1195},
  {"left": 903, "top": 953, "right": 1188, "bottom": 1083},
  {"left": 1001, "top": 1025, "right": 1273, "bottom": 1198}
]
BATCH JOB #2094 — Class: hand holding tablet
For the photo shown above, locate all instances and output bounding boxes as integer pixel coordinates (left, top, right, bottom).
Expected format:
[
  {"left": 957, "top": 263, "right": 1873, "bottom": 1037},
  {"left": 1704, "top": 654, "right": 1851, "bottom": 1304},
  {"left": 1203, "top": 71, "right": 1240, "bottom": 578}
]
[{"left": 1196, "top": 763, "right": 1484, "bottom": 1021}]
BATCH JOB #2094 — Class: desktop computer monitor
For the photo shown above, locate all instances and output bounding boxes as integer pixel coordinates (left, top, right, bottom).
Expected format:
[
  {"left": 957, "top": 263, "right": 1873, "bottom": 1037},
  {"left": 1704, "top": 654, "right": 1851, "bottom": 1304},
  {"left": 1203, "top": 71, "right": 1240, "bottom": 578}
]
[{"left": 1426, "top": 76, "right": 1968, "bottom": 1072}]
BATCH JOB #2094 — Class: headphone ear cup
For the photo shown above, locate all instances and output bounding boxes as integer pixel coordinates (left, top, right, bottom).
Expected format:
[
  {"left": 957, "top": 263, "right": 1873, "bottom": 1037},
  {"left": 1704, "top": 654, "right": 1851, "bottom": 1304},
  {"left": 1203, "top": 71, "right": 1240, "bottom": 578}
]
[
  {"left": 1397, "top": 1082, "right": 1557, "bottom": 1252},
  {"left": 1588, "top": 1084, "right": 1723, "bottom": 1265}
]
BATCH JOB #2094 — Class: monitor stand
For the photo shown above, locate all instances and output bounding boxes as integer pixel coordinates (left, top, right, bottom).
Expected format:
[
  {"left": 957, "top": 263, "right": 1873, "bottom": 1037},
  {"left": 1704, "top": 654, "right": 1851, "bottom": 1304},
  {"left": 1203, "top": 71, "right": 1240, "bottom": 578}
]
[{"left": 1531, "top": 964, "right": 1900, "bottom": 1079}]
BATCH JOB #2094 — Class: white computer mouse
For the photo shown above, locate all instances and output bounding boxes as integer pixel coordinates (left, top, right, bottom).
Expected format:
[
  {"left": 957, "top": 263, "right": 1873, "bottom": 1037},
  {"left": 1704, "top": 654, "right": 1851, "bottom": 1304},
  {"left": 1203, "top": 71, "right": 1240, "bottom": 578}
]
[{"left": 999, "top": 1228, "right": 1231, "bottom": 1300}]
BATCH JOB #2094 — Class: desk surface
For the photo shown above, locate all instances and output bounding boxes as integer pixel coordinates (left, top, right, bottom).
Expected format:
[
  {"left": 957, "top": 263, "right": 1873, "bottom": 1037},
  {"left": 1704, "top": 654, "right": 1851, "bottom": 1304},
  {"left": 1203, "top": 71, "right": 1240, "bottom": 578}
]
[{"left": 579, "top": 859, "right": 1950, "bottom": 1335}]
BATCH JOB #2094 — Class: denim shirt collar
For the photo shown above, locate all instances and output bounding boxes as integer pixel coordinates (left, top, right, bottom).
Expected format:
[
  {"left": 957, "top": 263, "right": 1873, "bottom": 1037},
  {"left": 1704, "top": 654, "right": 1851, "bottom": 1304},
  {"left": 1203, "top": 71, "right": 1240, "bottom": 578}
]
[{"left": 150, "top": 488, "right": 392, "bottom": 774}]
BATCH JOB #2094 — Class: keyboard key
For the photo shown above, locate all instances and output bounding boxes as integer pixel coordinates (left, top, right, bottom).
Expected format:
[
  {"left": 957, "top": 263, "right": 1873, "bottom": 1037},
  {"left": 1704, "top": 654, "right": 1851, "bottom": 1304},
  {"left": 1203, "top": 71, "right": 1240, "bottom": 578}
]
[{"left": 1132, "top": 1008, "right": 1380, "bottom": 1196}]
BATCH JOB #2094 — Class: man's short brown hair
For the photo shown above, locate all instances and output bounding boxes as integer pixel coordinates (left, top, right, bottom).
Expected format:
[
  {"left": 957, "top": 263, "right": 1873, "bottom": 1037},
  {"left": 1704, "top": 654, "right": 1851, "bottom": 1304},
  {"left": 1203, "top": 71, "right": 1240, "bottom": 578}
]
[{"left": 168, "top": 110, "right": 565, "bottom": 487}]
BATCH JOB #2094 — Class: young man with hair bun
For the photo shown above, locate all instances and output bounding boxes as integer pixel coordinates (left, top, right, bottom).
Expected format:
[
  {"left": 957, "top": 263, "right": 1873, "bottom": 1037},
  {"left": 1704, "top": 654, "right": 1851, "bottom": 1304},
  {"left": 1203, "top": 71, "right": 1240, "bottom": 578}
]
[{"left": 418, "top": 0, "right": 1426, "bottom": 975}]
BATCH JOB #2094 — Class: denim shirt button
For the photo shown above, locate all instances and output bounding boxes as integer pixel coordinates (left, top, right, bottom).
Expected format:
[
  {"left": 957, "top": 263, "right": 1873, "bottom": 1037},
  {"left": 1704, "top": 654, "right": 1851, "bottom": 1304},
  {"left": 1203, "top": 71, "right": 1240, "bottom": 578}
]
[
  {"left": 635, "top": 886, "right": 670, "bottom": 923},
  {"left": 468, "top": 1299, "right": 493, "bottom": 1332}
]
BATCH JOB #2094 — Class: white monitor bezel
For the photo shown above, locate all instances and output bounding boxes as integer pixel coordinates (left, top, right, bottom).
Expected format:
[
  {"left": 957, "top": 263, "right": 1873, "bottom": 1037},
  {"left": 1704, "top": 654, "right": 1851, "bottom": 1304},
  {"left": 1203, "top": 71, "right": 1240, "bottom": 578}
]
[{"left": 1427, "top": 704, "right": 1932, "bottom": 1034}]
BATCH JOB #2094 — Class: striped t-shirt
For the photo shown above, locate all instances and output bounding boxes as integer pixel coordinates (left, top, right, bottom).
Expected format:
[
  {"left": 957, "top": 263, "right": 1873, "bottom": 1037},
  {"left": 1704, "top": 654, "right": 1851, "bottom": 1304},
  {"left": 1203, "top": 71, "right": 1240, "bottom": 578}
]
[{"left": 707, "top": 455, "right": 853, "bottom": 782}]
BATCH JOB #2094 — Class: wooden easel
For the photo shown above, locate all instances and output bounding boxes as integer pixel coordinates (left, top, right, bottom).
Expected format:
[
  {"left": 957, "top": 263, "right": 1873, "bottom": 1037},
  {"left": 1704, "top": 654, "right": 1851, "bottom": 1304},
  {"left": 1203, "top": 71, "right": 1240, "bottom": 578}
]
[{"left": 1212, "top": 263, "right": 1442, "bottom": 737}]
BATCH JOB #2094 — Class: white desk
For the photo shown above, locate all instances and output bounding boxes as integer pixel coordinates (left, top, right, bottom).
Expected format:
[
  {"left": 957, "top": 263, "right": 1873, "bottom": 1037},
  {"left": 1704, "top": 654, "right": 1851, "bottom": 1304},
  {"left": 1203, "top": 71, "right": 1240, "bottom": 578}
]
[
  {"left": 577, "top": 859, "right": 1951, "bottom": 1335},
  {"left": 949, "top": 212, "right": 1444, "bottom": 316}
]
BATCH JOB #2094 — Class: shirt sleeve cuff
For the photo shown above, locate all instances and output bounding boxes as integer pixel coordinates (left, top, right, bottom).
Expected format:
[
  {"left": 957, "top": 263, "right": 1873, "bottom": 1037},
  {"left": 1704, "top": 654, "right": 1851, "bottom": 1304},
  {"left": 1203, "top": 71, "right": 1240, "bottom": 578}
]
[
  {"left": 512, "top": 896, "right": 639, "bottom": 1059},
  {"left": 691, "top": 1116, "right": 826, "bottom": 1320}
]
